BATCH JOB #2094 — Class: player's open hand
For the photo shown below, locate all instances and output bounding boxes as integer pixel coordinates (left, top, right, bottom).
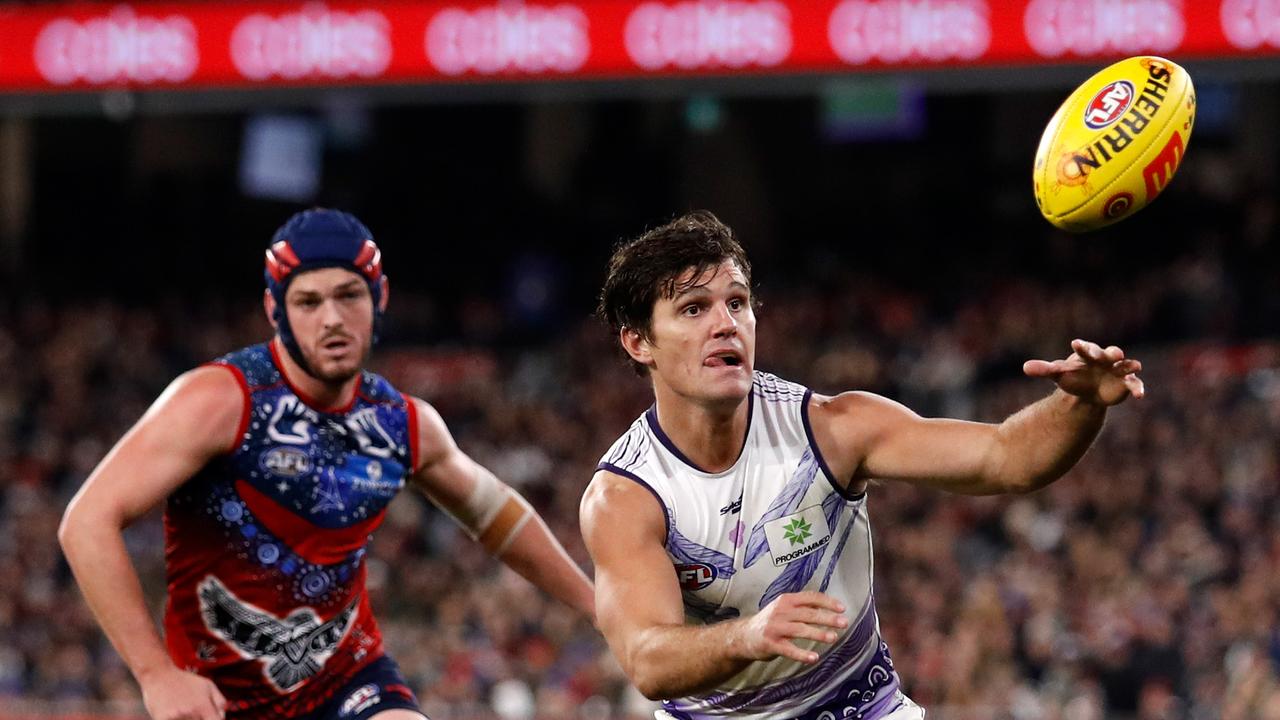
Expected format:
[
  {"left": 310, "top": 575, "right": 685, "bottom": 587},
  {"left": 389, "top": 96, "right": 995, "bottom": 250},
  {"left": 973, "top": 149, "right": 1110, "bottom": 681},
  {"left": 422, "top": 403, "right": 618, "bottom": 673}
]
[
  {"left": 1023, "top": 339, "right": 1145, "bottom": 406},
  {"left": 734, "top": 591, "right": 848, "bottom": 665},
  {"left": 140, "top": 665, "right": 227, "bottom": 720}
]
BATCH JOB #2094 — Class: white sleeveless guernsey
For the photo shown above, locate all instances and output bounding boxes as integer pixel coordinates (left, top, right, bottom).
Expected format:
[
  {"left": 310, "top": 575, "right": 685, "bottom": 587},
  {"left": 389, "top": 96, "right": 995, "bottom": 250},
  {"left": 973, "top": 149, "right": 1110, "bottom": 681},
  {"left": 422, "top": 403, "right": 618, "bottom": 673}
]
[{"left": 598, "top": 372, "right": 916, "bottom": 720}]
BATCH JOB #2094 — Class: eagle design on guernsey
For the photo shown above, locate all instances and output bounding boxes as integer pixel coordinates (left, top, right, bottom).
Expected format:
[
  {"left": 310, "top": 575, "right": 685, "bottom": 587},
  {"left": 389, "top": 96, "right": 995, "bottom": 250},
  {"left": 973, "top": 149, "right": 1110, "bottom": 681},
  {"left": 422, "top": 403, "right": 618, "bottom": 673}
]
[{"left": 198, "top": 577, "right": 357, "bottom": 692}]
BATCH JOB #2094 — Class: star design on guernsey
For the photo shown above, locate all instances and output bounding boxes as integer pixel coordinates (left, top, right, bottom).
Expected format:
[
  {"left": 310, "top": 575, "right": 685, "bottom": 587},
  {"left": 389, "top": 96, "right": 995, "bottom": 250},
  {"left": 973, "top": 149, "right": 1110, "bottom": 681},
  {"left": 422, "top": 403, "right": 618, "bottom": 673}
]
[
  {"left": 276, "top": 481, "right": 288, "bottom": 493},
  {"left": 730, "top": 521, "right": 745, "bottom": 548},
  {"left": 783, "top": 517, "right": 813, "bottom": 546},
  {"left": 310, "top": 469, "right": 346, "bottom": 514}
]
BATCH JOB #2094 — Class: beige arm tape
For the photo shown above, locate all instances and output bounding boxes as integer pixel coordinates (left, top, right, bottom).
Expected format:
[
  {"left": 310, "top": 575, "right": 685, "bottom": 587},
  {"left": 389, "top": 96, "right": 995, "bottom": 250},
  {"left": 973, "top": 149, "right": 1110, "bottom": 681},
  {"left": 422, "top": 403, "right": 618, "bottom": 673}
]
[
  {"left": 478, "top": 492, "right": 534, "bottom": 556},
  {"left": 450, "top": 464, "right": 532, "bottom": 555}
]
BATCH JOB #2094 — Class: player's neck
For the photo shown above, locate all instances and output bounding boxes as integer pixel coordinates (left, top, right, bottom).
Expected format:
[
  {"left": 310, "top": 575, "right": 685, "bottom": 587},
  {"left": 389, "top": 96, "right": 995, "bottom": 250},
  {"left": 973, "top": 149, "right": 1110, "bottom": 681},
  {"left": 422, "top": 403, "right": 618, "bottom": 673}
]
[
  {"left": 271, "top": 337, "right": 360, "bottom": 412},
  {"left": 652, "top": 383, "right": 749, "bottom": 474}
]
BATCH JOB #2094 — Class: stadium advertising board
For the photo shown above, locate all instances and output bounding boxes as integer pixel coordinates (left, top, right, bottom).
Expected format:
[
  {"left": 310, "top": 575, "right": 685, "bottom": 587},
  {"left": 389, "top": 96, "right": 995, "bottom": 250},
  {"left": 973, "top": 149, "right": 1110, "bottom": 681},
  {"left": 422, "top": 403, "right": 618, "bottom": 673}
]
[{"left": 0, "top": 0, "right": 1278, "bottom": 92}]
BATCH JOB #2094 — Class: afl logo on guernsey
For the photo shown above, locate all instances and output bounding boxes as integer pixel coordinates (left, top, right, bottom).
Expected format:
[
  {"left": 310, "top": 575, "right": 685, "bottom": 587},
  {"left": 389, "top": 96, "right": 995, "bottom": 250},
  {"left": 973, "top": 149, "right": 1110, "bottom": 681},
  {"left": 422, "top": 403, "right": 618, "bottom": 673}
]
[
  {"left": 260, "top": 447, "right": 312, "bottom": 477},
  {"left": 340, "top": 684, "right": 381, "bottom": 716},
  {"left": 1084, "top": 80, "right": 1134, "bottom": 130},
  {"left": 676, "top": 563, "right": 717, "bottom": 591}
]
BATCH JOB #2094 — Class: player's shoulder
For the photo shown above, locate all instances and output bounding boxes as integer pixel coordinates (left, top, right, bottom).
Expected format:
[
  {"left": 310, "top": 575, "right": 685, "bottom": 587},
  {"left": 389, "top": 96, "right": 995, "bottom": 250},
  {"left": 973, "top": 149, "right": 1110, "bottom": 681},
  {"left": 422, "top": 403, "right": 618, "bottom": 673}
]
[
  {"left": 806, "top": 389, "right": 919, "bottom": 446},
  {"left": 808, "top": 389, "right": 912, "bottom": 416},
  {"left": 582, "top": 462, "right": 669, "bottom": 545},
  {"left": 176, "top": 363, "right": 249, "bottom": 401},
  {"left": 138, "top": 364, "right": 247, "bottom": 445}
]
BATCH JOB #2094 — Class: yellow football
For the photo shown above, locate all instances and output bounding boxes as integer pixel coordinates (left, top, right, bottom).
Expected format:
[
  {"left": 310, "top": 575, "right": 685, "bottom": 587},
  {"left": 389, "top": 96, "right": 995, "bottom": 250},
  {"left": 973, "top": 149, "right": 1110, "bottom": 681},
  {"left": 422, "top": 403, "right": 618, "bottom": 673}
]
[{"left": 1033, "top": 56, "right": 1195, "bottom": 233}]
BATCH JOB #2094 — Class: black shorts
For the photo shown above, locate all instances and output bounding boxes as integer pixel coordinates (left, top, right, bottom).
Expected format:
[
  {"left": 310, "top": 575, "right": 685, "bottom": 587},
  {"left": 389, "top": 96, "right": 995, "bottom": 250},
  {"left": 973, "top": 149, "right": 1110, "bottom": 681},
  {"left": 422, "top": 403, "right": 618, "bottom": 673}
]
[{"left": 300, "top": 655, "right": 424, "bottom": 720}]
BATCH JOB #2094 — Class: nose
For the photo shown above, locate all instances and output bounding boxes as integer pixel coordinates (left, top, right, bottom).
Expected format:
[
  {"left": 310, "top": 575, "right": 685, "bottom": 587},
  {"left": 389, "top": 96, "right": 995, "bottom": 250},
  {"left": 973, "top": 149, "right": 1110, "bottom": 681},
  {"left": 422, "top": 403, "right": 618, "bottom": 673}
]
[
  {"left": 320, "top": 297, "right": 344, "bottom": 328},
  {"left": 711, "top": 301, "right": 737, "bottom": 338}
]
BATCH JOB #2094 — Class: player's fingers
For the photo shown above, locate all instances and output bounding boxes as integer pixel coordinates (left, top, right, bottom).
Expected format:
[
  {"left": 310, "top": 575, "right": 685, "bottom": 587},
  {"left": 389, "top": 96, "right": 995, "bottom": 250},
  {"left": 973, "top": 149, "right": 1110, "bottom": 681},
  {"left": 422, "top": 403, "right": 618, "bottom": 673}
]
[
  {"left": 786, "top": 591, "right": 846, "bottom": 614},
  {"left": 1072, "top": 339, "right": 1106, "bottom": 363},
  {"left": 1111, "top": 358, "right": 1142, "bottom": 375},
  {"left": 792, "top": 607, "right": 849, "bottom": 629},
  {"left": 1023, "top": 359, "right": 1056, "bottom": 377},
  {"left": 1124, "top": 373, "right": 1146, "bottom": 399},
  {"left": 1104, "top": 345, "right": 1125, "bottom": 362},
  {"left": 210, "top": 686, "right": 227, "bottom": 716},
  {"left": 771, "top": 639, "right": 821, "bottom": 665},
  {"left": 1025, "top": 358, "right": 1086, "bottom": 377},
  {"left": 196, "top": 699, "right": 222, "bottom": 720},
  {"left": 782, "top": 621, "right": 840, "bottom": 645}
]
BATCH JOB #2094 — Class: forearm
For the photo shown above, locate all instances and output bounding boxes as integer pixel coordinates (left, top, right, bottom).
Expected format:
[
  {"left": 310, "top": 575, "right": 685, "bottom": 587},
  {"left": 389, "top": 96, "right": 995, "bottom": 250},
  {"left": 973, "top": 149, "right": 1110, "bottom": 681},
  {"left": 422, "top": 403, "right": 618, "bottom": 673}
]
[
  {"left": 59, "top": 514, "right": 174, "bottom": 681},
  {"left": 992, "top": 389, "right": 1106, "bottom": 492},
  {"left": 621, "top": 619, "right": 753, "bottom": 700},
  {"left": 495, "top": 505, "right": 595, "bottom": 618}
]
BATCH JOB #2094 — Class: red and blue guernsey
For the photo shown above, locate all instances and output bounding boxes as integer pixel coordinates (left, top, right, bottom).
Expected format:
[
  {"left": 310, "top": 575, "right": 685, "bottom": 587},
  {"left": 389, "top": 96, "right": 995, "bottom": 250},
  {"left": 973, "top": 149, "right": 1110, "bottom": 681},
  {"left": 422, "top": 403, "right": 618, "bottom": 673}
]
[{"left": 163, "top": 341, "right": 417, "bottom": 717}]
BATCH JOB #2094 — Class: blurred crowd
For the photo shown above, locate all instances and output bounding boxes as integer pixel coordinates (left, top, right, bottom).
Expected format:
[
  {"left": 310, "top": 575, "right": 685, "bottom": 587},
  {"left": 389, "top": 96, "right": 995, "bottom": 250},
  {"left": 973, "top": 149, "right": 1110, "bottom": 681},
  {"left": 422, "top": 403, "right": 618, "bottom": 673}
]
[{"left": 3, "top": 171, "right": 1280, "bottom": 720}]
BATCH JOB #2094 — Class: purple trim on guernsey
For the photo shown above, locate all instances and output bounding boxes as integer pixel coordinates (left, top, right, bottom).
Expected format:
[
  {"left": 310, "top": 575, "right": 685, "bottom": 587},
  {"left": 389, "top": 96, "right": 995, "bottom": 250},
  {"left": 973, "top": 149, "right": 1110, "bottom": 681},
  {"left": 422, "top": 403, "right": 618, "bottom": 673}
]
[
  {"left": 663, "top": 637, "right": 901, "bottom": 720},
  {"left": 597, "top": 462, "right": 670, "bottom": 548},
  {"left": 645, "top": 391, "right": 755, "bottom": 475},
  {"left": 668, "top": 526, "right": 737, "bottom": 580},
  {"left": 791, "top": 663, "right": 902, "bottom": 720},
  {"left": 753, "top": 372, "right": 808, "bottom": 402},
  {"left": 801, "top": 389, "right": 865, "bottom": 501},
  {"left": 743, "top": 449, "right": 821, "bottom": 569},
  {"left": 668, "top": 596, "right": 890, "bottom": 715}
]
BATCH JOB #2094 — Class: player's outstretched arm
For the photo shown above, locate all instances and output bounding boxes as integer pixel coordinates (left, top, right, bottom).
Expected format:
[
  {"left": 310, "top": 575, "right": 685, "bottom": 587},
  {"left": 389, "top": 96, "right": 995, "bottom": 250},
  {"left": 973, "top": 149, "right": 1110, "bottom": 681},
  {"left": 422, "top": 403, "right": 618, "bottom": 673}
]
[
  {"left": 580, "top": 470, "right": 848, "bottom": 700},
  {"left": 58, "top": 365, "right": 241, "bottom": 720},
  {"left": 812, "top": 339, "right": 1144, "bottom": 496},
  {"left": 406, "top": 397, "right": 594, "bottom": 617}
]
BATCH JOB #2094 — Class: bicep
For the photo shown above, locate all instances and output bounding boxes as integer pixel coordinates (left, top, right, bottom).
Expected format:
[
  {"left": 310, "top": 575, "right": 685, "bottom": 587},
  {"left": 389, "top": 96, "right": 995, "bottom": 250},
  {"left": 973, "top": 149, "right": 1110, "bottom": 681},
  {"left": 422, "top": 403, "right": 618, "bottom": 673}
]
[
  {"left": 580, "top": 473, "right": 684, "bottom": 649},
  {"left": 67, "top": 366, "right": 246, "bottom": 526},
  {"left": 816, "top": 392, "right": 1005, "bottom": 495},
  {"left": 403, "top": 397, "right": 476, "bottom": 511}
]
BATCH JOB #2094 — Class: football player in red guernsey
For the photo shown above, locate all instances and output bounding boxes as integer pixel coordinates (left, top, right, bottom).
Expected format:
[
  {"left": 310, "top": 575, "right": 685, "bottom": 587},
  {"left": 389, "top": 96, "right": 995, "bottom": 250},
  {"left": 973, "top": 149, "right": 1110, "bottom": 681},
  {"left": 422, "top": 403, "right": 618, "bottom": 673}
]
[{"left": 59, "top": 209, "right": 595, "bottom": 720}]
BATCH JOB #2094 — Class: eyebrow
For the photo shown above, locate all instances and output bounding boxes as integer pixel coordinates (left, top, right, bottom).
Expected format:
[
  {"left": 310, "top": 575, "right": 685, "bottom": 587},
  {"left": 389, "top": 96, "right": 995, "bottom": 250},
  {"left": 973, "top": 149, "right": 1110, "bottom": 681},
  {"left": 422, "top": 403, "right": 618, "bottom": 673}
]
[
  {"left": 673, "top": 280, "right": 750, "bottom": 302},
  {"left": 289, "top": 280, "right": 364, "bottom": 298}
]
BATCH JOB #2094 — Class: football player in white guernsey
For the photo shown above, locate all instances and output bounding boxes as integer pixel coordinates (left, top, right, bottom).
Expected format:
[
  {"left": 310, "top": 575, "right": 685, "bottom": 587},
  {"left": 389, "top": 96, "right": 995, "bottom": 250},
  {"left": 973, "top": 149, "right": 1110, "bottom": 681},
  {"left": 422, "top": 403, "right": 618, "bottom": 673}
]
[{"left": 580, "top": 211, "right": 1144, "bottom": 720}]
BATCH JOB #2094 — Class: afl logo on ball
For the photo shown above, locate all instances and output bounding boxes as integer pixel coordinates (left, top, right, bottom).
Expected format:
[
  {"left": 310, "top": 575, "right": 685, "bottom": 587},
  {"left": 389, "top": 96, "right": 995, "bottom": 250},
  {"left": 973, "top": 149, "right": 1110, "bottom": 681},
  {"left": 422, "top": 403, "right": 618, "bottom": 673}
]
[
  {"left": 676, "top": 563, "right": 717, "bottom": 591},
  {"left": 1084, "top": 80, "right": 1134, "bottom": 130},
  {"left": 1103, "top": 192, "right": 1134, "bottom": 219}
]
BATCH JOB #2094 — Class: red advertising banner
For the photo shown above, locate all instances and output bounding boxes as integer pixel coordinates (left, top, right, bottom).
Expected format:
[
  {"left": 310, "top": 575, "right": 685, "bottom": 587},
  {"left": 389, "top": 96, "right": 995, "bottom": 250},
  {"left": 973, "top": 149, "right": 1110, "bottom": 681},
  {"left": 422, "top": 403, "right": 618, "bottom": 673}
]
[{"left": 0, "top": 0, "right": 1278, "bottom": 93}]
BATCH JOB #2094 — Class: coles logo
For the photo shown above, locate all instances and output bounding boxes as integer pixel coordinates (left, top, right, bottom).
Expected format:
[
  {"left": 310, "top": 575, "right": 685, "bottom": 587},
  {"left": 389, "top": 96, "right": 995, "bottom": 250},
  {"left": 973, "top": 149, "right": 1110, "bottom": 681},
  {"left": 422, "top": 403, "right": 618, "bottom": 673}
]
[
  {"left": 828, "top": 0, "right": 991, "bottom": 66},
  {"left": 1023, "top": 0, "right": 1185, "bottom": 58},
  {"left": 34, "top": 5, "right": 198, "bottom": 85},
  {"left": 624, "top": 1, "right": 792, "bottom": 71},
  {"left": 1222, "top": 0, "right": 1280, "bottom": 50},
  {"left": 230, "top": 3, "right": 392, "bottom": 81},
  {"left": 1083, "top": 80, "right": 1134, "bottom": 129},
  {"left": 425, "top": 4, "right": 590, "bottom": 76},
  {"left": 675, "top": 563, "right": 717, "bottom": 591}
]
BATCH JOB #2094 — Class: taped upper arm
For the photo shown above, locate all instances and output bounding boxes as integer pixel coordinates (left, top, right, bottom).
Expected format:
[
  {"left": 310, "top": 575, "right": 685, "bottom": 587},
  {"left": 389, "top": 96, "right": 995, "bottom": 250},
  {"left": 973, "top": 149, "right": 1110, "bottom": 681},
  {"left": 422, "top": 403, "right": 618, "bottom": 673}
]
[{"left": 403, "top": 396, "right": 473, "bottom": 506}]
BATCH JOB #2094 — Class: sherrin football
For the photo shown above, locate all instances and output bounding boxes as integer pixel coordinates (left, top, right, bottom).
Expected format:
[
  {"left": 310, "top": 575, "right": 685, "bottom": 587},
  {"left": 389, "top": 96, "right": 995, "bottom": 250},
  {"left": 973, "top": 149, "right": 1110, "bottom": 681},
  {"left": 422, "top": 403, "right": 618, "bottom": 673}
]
[{"left": 1033, "top": 56, "right": 1196, "bottom": 232}]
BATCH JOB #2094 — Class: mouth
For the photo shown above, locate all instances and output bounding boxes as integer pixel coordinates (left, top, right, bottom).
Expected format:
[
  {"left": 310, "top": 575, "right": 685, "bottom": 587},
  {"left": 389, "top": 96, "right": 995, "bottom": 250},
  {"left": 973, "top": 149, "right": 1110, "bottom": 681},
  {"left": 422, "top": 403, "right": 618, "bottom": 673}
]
[
  {"left": 320, "top": 337, "right": 353, "bottom": 353},
  {"left": 704, "top": 349, "right": 745, "bottom": 369}
]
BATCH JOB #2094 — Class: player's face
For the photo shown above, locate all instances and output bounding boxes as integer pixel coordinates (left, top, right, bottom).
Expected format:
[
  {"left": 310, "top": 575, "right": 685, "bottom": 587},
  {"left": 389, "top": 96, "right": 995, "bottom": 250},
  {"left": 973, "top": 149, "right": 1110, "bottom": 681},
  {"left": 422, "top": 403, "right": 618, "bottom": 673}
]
[
  {"left": 282, "top": 267, "right": 377, "bottom": 383},
  {"left": 642, "top": 260, "right": 756, "bottom": 405}
]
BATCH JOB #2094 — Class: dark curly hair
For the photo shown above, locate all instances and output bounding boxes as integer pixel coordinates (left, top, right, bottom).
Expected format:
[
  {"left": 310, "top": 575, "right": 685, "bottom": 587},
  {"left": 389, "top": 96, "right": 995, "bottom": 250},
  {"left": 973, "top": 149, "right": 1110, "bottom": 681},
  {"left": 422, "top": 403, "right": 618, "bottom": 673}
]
[{"left": 597, "top": 210, "right": 757, "bottom": 375}]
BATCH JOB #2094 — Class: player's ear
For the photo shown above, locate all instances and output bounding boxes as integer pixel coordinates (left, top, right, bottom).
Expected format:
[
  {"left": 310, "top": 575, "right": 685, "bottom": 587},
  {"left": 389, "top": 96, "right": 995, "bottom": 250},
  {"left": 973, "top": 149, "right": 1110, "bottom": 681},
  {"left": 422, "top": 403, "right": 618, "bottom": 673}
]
[
  {"left": 263, "top": 289, "right": 279, "bottom": 331},
  {"left": 620, "top": 326, "right": 654, "bottom": 367}
]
